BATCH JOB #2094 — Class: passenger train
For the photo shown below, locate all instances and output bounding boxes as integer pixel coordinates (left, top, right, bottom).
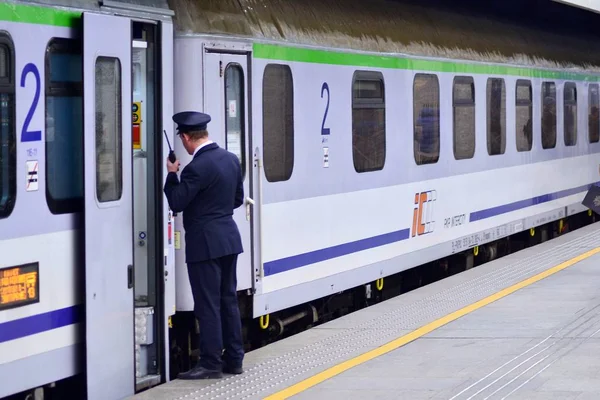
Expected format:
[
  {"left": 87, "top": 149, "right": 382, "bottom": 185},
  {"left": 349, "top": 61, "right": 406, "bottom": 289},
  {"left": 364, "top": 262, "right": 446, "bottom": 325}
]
[{"left": 1, "top": 0, "right": 600, "bottom": 398}]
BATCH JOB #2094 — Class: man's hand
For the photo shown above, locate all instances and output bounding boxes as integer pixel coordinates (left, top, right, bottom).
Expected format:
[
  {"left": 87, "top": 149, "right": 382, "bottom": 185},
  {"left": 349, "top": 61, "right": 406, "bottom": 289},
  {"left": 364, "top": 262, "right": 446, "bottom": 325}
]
[{"left": 167, "top": 157, "right": 180, "bottom": 173}]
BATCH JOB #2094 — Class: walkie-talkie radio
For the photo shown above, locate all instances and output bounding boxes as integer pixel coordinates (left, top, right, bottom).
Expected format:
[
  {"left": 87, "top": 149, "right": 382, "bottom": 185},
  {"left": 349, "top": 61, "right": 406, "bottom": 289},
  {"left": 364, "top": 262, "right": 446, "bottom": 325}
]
[
  {"left": 164, "top": 129, "right": 178, "bottom": 217},
  {"left": 164, "top": 129, "right": 177, "bottom": 164}
]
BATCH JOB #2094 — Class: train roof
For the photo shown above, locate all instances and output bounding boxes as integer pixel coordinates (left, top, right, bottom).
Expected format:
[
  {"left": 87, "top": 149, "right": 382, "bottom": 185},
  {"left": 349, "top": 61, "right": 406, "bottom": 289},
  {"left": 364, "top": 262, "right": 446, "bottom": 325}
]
[
  {"left": 552, "top": 0, "right": 600, "bottom": 14},
  {"left": 167, "top": 0, "right": 600, "bottom": 72}
]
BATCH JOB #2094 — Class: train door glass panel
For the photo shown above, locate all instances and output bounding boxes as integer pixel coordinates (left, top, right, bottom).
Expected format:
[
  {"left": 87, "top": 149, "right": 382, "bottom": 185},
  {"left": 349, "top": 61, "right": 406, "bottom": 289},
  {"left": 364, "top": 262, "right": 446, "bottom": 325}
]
[
  {"left": 225, "top": 64, "right": 245, "bottom": 177},
  {"left": 131, "top": 21, "right": 162, "bottom": 390},
  {"left": 203, "top": 51, "right": 252, "bottom": 291},
  {"left": 95, "top": 57, "right": 123, "bottom": 202},
  {"left": 83, "top": 12, "right": 134, "bottom": 400}
]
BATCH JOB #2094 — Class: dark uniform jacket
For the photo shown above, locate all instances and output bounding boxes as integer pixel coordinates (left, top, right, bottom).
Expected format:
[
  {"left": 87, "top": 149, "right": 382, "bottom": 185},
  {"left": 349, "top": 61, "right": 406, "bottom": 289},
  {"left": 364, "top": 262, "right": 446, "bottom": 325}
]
[{"left": 164, "top": 142, "right": 244, "bottom": 263}]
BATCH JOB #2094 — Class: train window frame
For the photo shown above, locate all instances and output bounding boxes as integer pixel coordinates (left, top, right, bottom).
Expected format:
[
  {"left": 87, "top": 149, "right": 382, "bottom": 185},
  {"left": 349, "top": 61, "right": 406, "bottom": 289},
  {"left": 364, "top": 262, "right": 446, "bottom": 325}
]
[
  {"left": 564, "top": 82, "right": 577, "bottom": 147},
  {"left": 588, "top": 83, "right": 599, "bottom": 143},
  {"left": 95, "top": 56, "right": 123, "bottom": 203},
  {"left": 413, "top": 73, "right": 440, "bottom": 165},
  {"left": 541, "top": 82, "right": 557, "bottom": 149},
  {"left": 262, "top": 63, "right": 294, "bottom": 183},
  {"left": 0, "top": 32, "right": 16, "bottom": 220},
  {"left": 486, "top": 78, "right": 506, "bottom": 156},
  {"left": 452, "top": 76, "right": 475, "bottom": 160},
  {"left": 351, "top": 70, "right": 386, "bottom": 173},
  {"left": 44, "top": 37, "right": 84, "bottom": 214},
  {"left": 515, "top": 79, "right": 533, "bottom": 152}
]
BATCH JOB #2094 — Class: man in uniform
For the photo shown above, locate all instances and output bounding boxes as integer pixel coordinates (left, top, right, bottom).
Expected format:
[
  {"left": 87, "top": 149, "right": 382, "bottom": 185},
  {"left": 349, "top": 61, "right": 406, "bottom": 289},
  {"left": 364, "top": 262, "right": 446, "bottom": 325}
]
[{"left": 164, "top": 111, "right": 245, "bottom": 379}]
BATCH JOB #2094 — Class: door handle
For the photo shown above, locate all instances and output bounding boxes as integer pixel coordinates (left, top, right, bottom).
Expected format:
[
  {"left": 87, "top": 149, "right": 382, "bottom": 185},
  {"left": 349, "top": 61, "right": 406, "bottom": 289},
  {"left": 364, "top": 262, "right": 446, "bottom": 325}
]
[
  {"left": 245, "top": 197, "right": 254, "bottom": 221},
  {"left": 127, "top": 264, "right": 133, "bottom": 289}
]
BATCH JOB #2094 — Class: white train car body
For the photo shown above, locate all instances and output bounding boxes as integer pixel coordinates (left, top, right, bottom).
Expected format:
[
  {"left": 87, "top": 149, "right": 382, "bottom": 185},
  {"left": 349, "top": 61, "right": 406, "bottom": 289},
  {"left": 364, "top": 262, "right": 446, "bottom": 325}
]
[
  {"left": 173, "top": 38, "right": 600, "bottom": 317},
  {"left": 0, "top": 10, "right": 85, "bottom": 398}
]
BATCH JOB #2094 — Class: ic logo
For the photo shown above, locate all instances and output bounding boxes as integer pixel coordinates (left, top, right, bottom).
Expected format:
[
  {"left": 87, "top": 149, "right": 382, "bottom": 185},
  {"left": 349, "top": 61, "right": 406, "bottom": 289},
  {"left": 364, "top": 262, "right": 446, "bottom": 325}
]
[{"left": 412, "top": 190, "right": 436, "bottom": 237}]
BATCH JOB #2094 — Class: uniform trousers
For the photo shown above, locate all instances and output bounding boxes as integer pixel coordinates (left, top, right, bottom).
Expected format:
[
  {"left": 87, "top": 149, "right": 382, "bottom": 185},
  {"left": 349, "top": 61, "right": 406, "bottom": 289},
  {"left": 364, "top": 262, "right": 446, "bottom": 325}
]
[{"left": 187, "top": 254, "right": 244, "bottom": 371}]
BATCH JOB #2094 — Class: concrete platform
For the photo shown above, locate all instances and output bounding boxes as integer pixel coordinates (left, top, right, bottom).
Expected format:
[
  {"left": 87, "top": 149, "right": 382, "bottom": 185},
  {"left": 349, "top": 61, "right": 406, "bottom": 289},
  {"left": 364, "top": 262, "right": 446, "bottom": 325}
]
[
  {"left": 130, "top": 222, "right": 600, "bottom": 400},
  {"left": 296, "top": 242, "right": 600, "bottom": 399}
]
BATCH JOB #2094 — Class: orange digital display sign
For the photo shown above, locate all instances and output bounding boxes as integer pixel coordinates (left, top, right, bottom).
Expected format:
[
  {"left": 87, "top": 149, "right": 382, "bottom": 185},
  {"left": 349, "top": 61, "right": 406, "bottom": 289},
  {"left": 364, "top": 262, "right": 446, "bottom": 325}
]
[{"left": 0, "top": 263, "right": 39, "bottom": 310}]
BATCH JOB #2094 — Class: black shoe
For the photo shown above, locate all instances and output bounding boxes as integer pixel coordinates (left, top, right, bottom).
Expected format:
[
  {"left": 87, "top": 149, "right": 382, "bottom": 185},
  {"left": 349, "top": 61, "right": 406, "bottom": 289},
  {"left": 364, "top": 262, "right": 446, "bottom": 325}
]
[
  {"left": 223, "top": 365, "right": 243, "bottom": 375},
  {"left": 178, "top": 365, "right": 223, "bottom": 380}
]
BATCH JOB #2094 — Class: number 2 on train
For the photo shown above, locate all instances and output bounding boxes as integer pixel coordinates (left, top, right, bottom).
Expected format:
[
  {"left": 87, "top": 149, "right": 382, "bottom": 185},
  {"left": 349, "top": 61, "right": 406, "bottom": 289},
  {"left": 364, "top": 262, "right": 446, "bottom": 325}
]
[
  {"left": 20, "top": 63, "right": 42, "bottom": 142},
  {"left": 321, "top": 82, "right": 330, "bottom": 135}
]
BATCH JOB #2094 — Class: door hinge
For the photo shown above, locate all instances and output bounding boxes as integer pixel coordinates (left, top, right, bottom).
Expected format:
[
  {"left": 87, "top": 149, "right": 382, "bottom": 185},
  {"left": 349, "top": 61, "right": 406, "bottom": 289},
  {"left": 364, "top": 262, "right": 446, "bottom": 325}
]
[{"left": 219, "top": 60, "right": 223, "bottom": 77}]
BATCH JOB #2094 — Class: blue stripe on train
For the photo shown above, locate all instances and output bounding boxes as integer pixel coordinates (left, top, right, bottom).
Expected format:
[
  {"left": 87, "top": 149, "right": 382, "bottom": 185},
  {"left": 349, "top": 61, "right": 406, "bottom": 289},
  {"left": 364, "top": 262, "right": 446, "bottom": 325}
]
[
  {"left": 0, "top": 305, "right": 83, "bottom": 343},
  {"left": 264, "top": 228, "right": 411, "bottom": 276},
  {"left": 264, "top": 181, "right": 597, "bottom": 276},
  {"left": 469, "top": 182, "right": 598, "bottom": 222}
]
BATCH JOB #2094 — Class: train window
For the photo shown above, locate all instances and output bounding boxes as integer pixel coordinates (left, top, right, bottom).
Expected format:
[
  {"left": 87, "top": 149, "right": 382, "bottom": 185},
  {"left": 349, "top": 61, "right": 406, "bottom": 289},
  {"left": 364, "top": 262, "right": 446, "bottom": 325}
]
[
  {"left": 263, "top": 64, "right": 294, "bottom": 182},
  {"left": 589, "top": 84, "right": 599, "bottom": 143},
  {"left": 515, "top": 80, "right": 533, "bottom": 152},
  {"left": 352, "top": 71, "right": 386, "bottom": 172},
  {"left": 0, "top": 34, "right": 15, "bottom": 219},
  {"left": 45, "top": 38, "right": 83, "bottom": 214},
  {"left": 541, "top": 82, "right": 557, "bottom": 149},
  {"left": 486, "top": 78, "right": 506, "bottom": 155},
  {"left": 564, "top": 82, "right": 577, "bottom": 146},
  {"left": 95, "top": 56, "right": 123, "bottom": 202},
  {"left": 452, "top": 76, "right": 475, "bottom": 160},
  {"left": 224, "top": 64, "right": 246, "bottom": 177},
  {"left": 414, "top": 74, "right": 440, "bottom": 165}
]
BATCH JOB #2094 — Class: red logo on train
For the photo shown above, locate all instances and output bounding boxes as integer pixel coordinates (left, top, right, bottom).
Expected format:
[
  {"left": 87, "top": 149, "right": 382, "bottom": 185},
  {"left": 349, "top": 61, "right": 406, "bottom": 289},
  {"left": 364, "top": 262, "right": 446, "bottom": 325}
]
[{"left": 412, "top": 190, "right": 437, "bottom": 237}]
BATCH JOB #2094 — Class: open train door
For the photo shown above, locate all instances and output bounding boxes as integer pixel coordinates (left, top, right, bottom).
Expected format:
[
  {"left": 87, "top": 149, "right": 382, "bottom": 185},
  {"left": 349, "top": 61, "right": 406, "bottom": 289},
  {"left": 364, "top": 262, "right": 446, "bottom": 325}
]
[{"left": 82, "top": 12, "right": 134, "bottom": 400}]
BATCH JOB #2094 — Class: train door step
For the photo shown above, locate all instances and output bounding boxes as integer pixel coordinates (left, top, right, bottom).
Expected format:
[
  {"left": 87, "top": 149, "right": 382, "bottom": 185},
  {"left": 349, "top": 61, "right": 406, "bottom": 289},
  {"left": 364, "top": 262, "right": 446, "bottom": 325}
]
[{"left": 134, "top": 306, "right": 159, "bottom": 390}]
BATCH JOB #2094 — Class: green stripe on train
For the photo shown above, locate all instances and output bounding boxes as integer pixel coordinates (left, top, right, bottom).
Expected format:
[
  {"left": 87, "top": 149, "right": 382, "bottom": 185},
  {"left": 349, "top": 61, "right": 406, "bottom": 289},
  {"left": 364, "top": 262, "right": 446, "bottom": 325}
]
[
  {"left": 253, "top": 43, "right": 600, "bottom": 82},
  {"left": 0, "top": 2, "right": 79, "bottom": 27}
]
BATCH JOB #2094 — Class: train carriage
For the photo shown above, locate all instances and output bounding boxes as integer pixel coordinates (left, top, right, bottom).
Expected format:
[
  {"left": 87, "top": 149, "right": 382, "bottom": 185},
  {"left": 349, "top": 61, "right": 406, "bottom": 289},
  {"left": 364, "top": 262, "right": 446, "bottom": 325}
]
[
  {"left": 1, "top": 0, "right": 600, "bottom": 399},
  {"left": 0, "top": 1, "right": 176, "bottom": 398}
]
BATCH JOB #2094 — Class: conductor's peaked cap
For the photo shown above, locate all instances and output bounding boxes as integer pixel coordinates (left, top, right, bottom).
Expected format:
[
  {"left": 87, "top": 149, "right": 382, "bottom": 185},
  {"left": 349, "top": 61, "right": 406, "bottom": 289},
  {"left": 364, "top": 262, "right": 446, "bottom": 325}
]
[{"left": 173, "top": 111, "right": 211, "bottom": 133}]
